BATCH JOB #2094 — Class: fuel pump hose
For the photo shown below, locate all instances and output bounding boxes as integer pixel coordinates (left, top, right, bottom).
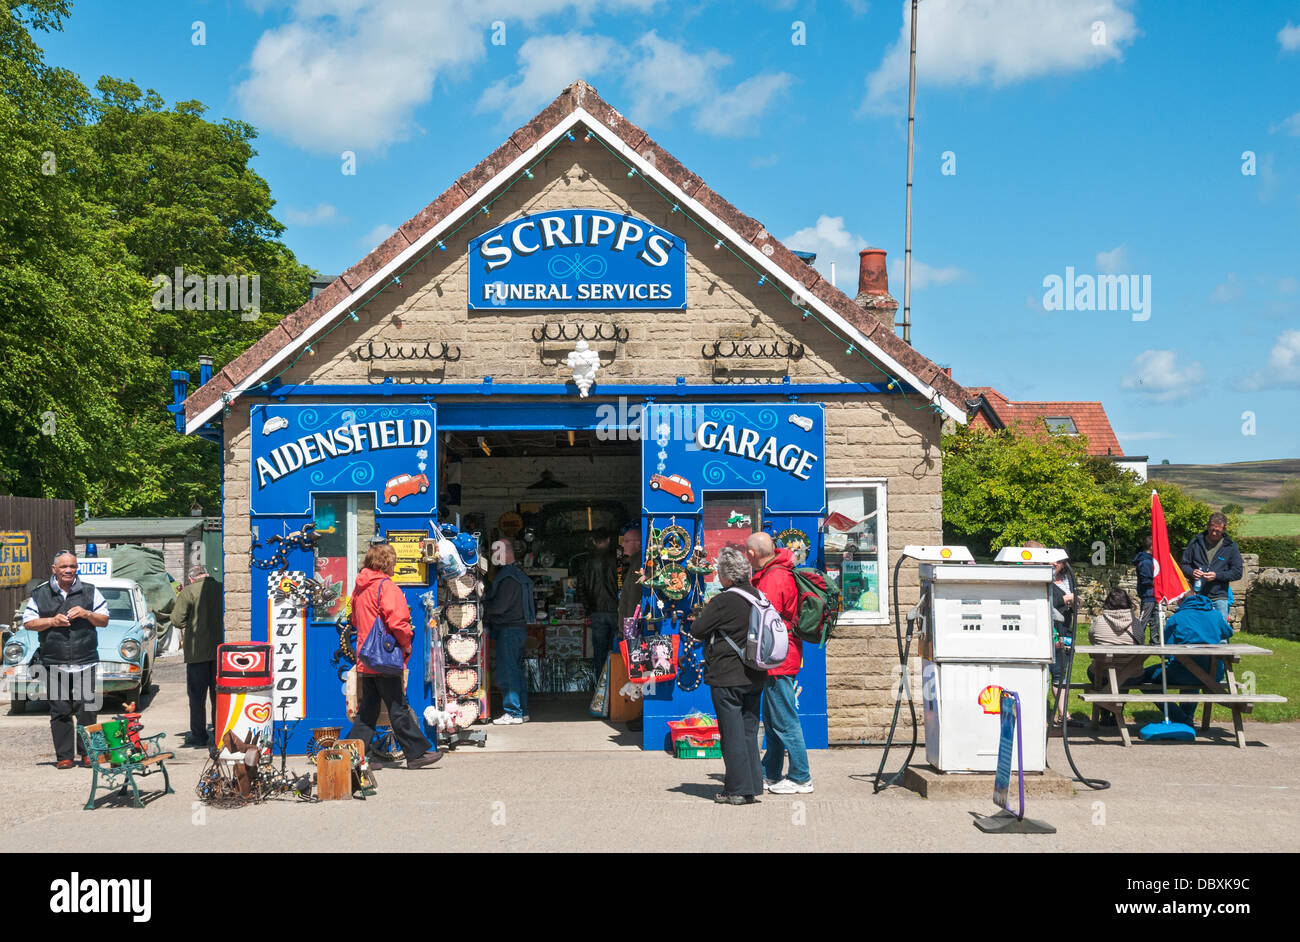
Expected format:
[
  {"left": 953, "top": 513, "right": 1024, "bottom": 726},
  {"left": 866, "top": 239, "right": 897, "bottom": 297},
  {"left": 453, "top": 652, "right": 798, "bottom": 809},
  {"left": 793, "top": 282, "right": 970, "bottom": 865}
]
[
  {"left": 1054, "top": 561, "right": 1110, "bottom": 791},
  {"left": 872, "top": 555, "right": 918, "bottom": 792}
]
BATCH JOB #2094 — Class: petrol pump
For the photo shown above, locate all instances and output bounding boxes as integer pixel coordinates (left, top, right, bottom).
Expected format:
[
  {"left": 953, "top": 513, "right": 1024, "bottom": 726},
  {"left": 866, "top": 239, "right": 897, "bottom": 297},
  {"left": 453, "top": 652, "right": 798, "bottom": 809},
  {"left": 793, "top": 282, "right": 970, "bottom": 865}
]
[{"left": 876, "top": 545, "right": 1058, "bottom": 785}]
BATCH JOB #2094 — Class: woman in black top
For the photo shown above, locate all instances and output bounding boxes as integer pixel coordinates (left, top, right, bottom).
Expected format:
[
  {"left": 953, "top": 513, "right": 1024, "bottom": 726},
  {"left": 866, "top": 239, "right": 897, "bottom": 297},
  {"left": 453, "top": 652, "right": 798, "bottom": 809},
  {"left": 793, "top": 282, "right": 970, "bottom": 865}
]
[{"left": 689, "top": 546, "right": 767, "bottom": 804}]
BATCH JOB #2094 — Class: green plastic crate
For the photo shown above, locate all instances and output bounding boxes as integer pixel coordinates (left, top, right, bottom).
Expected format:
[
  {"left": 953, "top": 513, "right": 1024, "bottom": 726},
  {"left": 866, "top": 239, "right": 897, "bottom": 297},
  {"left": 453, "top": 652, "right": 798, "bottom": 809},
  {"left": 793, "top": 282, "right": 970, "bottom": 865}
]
[{"left": 674, "top": 737, "right": 722, "bottom": 759}]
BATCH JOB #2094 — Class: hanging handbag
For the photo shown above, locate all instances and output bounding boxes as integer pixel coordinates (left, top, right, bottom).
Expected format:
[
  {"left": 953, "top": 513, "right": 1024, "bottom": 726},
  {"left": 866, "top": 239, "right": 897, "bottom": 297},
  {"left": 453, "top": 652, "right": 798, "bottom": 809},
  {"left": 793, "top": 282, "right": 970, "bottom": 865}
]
[{"left": 356, "top": 578, "right": 405, "bottom": 676}]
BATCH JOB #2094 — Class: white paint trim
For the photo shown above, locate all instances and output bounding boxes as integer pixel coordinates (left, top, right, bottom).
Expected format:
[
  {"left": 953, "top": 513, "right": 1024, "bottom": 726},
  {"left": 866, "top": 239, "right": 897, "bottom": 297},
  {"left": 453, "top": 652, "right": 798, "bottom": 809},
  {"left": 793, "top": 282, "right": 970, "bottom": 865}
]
[{"left": 188, "top": 106, "right": 964, "bottom": 432}]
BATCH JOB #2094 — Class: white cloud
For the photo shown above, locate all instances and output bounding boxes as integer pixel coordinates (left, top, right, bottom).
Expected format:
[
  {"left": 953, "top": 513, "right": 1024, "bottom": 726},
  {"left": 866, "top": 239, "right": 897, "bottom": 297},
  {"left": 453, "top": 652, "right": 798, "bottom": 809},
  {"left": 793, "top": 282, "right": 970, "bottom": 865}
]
[
  {"left": 1122, "top": 350, "right": 1204, "bottom": 402},
  {"left": 1279, "top": 21, "right": 1300, "bottom": 51},
  {"left": 1271, "top": 112, "right": 1300, "bottom": 136},
  {"left": 1096, "top": 244, "right": 1127, "bottom": 274},
  {"left": 1279, "top": 276, "right": 1299, "bottom": 295},
  {"left": 890, "top": 258, "right": 967, "bottom": 290},
  {"left": 782, "top": 215, "right": 870, "bottom": 294},
  {"left": 283, "top": 203, "right": 339, "bottom": 226},
  {"left": 235, "top": 1, "right": 660, "bottom": 153},
  {"left": 862, "top": 0, "right": 1139, "bottom": 113},
  {"left": 624, "top": 30, "right": 731, "bottom": 125},
  {"left": 1264, "top": 330, "right": 1300, "bottom": 386},
  {"left": 478, "top": 32, "right": 620, "bottom": 124},
  {"left": 1209, "top": 273, "right": 1241, "bottom": 305},
  {"left": 358, "top": 223, "right": 395, "bottom": 250},
  {"left": 694, "top": 71, "right": 794, "bottom": 137}
]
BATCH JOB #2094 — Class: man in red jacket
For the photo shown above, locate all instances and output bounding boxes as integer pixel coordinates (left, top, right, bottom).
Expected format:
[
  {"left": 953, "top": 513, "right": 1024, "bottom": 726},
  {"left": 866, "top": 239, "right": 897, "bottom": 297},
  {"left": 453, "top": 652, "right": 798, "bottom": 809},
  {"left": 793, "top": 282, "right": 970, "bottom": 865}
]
[{"left": 746, "top": 532, "right": 812, "bottom": 794}]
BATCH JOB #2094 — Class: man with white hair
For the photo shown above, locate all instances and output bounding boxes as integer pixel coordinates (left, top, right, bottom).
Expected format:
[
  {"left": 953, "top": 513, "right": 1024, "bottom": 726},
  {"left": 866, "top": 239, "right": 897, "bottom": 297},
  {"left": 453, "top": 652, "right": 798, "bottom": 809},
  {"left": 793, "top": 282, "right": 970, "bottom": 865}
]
[
  {"left": 746, "top": 531, "right": 812, "bottom": 794},
  {"left": 172, "top": 563, "right": 223, "bottom": 748}
]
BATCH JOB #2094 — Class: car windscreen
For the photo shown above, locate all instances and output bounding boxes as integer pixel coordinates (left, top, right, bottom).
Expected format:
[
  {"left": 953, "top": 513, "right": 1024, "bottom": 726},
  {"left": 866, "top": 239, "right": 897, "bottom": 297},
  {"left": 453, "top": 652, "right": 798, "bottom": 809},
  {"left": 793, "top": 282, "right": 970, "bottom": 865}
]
[{"left": 99, "top": 588, "right": 135, "bottom": 622}]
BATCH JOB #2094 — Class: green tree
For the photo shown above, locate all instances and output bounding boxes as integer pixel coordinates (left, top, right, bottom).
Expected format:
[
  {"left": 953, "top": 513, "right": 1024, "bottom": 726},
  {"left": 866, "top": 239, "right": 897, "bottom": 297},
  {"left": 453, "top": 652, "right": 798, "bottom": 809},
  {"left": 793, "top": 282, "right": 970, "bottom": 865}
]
[
  {"left": 943, "top": 421, "right": 1212, "bottom": 561},
  {"left": 1259, "top": 481, "right": 1300, "bottom": 514},
  {"left": 0, "top": 3, "right": 313, "bottom": 516}
]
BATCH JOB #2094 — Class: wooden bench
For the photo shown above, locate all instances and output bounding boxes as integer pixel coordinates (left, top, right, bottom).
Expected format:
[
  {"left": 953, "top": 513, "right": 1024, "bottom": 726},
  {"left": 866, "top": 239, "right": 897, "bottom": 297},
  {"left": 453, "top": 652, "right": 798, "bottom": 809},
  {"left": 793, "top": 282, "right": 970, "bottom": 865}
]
[
  {"left": 1074, "top": 644, "right": 1286, "bottom": 748},
  {"left": 77, "top": 722, "right": 176, "bottom": 810}
]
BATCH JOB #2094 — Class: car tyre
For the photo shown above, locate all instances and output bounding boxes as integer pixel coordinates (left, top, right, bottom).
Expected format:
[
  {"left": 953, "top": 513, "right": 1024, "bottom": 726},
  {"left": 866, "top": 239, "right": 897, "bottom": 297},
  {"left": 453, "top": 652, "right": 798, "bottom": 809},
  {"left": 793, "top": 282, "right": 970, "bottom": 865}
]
[
  {"left": 649, "top": 481, "right": 660, "bottom": 490},
  {"left": 419, "top": 485, "right": 428, "bottom": 494},
  {"left": 680, "top": 494, "right": 692, "bottom": 503},
  {"left": 388, "top": 495, "right": 398, "bottom": 505}
]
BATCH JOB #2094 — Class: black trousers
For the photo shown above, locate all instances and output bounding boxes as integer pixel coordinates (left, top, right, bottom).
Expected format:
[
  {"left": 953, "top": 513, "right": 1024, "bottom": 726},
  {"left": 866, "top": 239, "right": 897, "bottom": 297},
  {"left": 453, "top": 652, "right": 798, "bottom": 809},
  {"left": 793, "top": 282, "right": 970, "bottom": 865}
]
[
  {"left": 710, "top": 682, "right": 764, "bottom": 798},
  {"left": 186, "top": 660, "right": 217, "bottom": 741},
  {"left": 48, "top": 663, "right": 97, "bottom": 762},
  {"left": 345, "top": 673, "right": 433, "bottom": 761},
  {"left": 1137, "top": 600, "right": 1158, "bottom": 644}
]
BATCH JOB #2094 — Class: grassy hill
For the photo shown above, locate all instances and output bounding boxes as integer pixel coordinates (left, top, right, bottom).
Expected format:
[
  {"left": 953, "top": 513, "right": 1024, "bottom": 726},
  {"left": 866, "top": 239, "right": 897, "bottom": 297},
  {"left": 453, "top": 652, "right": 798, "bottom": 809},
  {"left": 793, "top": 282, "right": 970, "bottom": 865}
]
[{"left": 1151, "top": 458, "right": 1300, "bottom": 512}]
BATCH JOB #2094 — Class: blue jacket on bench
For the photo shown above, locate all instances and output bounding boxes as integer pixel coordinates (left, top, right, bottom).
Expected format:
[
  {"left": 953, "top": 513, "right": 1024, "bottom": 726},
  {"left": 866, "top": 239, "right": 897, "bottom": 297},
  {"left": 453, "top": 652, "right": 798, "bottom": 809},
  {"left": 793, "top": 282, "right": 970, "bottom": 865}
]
[{"left": 1143, "top": 594, "right": 1233, "bottom": 686}]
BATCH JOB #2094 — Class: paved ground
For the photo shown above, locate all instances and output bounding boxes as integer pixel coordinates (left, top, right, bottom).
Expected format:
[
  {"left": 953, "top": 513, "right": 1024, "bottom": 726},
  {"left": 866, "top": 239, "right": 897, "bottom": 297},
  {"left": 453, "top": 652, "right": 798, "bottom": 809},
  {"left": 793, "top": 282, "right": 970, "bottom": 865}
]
[{"left": 3, "top": 654, "right": 1297, "bottom": 852}]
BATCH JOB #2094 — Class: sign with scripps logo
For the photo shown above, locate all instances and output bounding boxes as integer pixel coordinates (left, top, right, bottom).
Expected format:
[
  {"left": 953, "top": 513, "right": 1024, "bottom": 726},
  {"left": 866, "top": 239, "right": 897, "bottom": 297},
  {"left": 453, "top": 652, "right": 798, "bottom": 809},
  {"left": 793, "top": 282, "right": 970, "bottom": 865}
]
[{"left": 469, "top": 209, "right": 686, "bottom": 310}]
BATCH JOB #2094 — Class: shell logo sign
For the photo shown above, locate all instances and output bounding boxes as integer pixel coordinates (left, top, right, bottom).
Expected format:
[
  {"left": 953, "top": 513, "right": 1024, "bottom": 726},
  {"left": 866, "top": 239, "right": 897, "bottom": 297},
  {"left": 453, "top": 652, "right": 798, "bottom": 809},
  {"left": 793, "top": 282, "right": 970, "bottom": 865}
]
[
  {"left": 1020, "top": 549, "right": 1033, "bottom": 560},
  {"left": 977, "top": 685, "right": 1005, "bottom": 714},
  {"left": 940, "top": 547, "right": 953, "bottom": 559}
]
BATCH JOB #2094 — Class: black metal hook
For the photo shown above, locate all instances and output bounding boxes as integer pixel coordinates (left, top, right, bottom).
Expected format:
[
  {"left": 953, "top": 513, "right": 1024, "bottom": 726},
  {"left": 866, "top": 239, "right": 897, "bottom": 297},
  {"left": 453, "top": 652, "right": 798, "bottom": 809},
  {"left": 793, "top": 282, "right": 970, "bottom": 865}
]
[
  {"left": 353, "top": 339, "right": 461, "bottom": 362},
  {"left": 531, "top": 323, "right": 629, "bottom": 343},
  {"left": 700, "top": 339, "right": 805, "bottom": 360}
]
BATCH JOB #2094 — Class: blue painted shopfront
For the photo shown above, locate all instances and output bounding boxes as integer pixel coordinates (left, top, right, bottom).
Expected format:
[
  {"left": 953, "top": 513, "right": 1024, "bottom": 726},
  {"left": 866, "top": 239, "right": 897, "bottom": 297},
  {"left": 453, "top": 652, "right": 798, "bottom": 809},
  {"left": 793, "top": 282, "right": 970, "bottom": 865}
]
[{"left": 246, "top": 392, "right": 830, "bottom": 753}]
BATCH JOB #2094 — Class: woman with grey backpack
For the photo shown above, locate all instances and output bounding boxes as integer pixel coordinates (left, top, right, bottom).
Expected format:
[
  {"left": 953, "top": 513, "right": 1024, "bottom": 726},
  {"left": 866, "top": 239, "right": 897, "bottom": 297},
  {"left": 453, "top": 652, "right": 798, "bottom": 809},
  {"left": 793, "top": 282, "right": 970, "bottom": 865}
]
[{"left": 688, "top": 546, "right": 770, "bottom": 805}]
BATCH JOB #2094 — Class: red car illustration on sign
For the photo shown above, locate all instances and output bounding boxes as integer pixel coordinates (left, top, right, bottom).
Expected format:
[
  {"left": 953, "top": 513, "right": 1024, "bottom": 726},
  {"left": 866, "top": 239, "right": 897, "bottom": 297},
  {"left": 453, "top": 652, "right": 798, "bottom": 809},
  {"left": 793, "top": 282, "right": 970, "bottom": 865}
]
[
  {"left": 384, "top": 472, "right": 429, "bottom": 505},
  {"left": 649, "top": 473, "right": 694, "bottom": 503}
]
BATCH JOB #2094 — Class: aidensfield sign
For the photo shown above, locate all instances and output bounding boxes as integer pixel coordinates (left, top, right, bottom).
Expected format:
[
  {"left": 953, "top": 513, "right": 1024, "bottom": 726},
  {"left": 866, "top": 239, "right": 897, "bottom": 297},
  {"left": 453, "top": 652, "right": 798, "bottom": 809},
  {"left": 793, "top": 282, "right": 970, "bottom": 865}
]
[{"left": 468, "top": 208, "right": 687, "bottom": 310}]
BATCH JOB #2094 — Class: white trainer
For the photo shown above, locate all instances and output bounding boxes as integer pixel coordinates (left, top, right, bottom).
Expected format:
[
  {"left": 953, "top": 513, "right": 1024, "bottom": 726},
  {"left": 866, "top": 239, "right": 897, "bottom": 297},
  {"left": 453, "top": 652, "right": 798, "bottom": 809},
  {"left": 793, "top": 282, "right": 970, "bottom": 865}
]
[
  {"left": 767, "top": 778, "right": 813, "bottom": 794},
  {"left": 492, "top": 714, "right": 523, "bottom": 725},
  {"left": 763, "top": 778, "right": 780, "bottom": 792}
]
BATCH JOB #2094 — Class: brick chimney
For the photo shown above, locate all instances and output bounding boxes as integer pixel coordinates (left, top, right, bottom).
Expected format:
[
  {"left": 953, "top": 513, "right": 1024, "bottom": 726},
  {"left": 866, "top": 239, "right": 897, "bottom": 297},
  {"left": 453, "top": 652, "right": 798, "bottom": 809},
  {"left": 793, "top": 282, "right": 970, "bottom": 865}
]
[{"left": 854, "top": 248, "right": 898, "bottom": 330}]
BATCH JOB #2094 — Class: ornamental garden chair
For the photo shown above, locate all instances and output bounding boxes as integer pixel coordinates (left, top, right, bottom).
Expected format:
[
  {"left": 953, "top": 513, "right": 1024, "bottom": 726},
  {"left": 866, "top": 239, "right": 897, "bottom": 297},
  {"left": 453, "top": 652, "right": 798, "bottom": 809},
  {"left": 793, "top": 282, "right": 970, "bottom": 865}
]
[{"left": 77, "top": 722, "right": 176, "bottom": 810}]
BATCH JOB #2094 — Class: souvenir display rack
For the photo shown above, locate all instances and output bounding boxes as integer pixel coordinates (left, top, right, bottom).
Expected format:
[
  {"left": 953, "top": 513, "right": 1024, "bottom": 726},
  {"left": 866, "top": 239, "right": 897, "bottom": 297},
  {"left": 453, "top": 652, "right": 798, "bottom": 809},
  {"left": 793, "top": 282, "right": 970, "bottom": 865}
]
[{"left": 426, "top": 537, "right": 489, "bottom": 750}]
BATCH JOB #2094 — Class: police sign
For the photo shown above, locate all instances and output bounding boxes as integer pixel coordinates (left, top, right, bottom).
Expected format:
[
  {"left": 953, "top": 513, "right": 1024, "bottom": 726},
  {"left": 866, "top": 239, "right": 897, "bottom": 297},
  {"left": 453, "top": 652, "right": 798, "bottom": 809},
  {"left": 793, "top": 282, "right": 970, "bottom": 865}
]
[{"left": 469, "top": 208, "right": 686, "bottom": 310}]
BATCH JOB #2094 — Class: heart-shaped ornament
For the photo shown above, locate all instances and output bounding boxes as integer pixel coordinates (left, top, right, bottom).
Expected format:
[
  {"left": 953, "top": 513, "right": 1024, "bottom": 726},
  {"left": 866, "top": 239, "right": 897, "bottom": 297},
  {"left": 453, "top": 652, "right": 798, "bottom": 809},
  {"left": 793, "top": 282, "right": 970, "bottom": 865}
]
[
  {"left": 446, "top": 668, "right": 479, "bottom": 697},
  {"left": 445, "top": 634, "right": 479, "bottom": 665}
]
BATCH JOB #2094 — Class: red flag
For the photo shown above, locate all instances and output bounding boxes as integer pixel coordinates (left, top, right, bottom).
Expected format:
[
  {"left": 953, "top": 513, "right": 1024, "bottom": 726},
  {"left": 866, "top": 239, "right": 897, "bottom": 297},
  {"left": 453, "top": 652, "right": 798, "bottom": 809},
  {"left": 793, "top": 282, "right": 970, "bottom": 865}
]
[{"left": 1151, "top": 490, "right": 1190, "bottom": 604}]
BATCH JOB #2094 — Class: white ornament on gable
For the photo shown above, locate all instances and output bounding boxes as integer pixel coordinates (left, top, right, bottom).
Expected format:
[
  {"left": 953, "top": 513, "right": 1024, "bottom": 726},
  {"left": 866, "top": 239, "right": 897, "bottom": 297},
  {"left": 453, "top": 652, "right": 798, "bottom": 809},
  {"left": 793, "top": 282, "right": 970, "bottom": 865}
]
[{"left": 565, "top": 340, "right": 601, "bottom": 397}]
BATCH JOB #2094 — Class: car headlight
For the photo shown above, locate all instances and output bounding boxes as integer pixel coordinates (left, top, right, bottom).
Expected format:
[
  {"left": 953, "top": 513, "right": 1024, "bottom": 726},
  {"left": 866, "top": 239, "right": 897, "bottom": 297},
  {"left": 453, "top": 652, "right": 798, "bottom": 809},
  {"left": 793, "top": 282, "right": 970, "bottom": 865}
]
[
  {"left": 3, "top": 642, "right": 24, "bottom": 665},
  {"left": 119, "top": 640, "right": 141, "bottom": 661}
]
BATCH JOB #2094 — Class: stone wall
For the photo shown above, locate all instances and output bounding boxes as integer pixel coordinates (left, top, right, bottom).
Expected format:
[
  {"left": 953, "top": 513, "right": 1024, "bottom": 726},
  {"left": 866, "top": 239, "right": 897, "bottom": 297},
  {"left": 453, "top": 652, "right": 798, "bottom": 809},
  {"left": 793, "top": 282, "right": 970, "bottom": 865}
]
[{"left": 1242, "top": 569, "right": 1300, "bottom": 641}]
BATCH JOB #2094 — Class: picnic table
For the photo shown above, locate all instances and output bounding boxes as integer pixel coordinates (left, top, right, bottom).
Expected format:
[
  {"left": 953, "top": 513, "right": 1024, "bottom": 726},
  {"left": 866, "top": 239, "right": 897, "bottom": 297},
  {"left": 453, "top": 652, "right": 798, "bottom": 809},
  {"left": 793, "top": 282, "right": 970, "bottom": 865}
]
[{"left": 1074, "top": 643, "right": 1287, "bottom": 748}]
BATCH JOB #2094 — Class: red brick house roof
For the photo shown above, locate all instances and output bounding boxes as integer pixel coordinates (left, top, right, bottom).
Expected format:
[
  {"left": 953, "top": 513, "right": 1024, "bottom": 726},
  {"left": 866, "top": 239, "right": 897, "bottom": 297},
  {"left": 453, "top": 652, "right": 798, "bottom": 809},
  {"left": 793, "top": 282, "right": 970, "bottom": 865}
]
[
  {"left": 968, "top": 386, "right": 1131, "bottom": 457},
  {"left": 184, "top": 80, "right": 971, "bottom": 432}
]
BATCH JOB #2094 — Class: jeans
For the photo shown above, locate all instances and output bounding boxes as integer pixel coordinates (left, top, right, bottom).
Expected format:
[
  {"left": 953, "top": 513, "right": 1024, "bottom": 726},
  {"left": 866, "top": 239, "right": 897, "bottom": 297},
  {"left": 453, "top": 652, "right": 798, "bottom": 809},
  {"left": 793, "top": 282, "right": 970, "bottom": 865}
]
[
  {"left": 710, "top": 682, "right": 763, "bottom": 797},
  {"left": 1211, "top": 597, "right": 1231, "bottom": 623},
  {"left": 186, "top": 660, "right": 217, "bottom": 742},
  {"left": 493, "top": 626, "right": 529, "bottom": 718},
  {"left": 762, "top": 674, "right": 810, "bottom": 784},
  {"left": 1137, "top": 600, "right": 1158, "bottom": 644},
  {"left": 48, "top": 663, "right": 97, "bottom": 762},
  {"left": 345, "top": 673, "right": 432, "bottom": 761},
  {"left": 589, "top": 612, "right": 618, "bottom": 681}
]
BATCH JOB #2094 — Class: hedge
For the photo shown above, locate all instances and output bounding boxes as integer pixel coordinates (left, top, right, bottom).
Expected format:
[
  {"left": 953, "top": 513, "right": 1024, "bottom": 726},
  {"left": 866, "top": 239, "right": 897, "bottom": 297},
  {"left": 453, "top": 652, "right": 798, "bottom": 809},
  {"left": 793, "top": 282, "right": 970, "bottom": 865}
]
[{"left": 1237, "top": 535, "right": 1300, "bottom": 568}]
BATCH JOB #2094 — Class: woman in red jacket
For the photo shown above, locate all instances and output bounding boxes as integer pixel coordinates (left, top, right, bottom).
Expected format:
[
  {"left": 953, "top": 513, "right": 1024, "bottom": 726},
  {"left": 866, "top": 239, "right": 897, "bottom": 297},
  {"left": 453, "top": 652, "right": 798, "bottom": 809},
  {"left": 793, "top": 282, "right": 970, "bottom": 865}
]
[{"left": 344, "top": 543, "right": 441, "bottom": 769}]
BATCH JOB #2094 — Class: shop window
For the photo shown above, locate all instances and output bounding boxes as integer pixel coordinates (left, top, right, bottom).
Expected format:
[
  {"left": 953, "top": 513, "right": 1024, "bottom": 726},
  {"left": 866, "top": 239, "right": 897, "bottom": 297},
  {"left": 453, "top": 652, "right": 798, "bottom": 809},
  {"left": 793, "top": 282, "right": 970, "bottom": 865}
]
[
  {"left": 697, "top": 492, "right": 762, "bottom": 597},
  {"left": 312, "top": 495, "right": 375, "bottom": 619},
  {"left": 824, "top": 479, "right": 888, "bottom": 623}
]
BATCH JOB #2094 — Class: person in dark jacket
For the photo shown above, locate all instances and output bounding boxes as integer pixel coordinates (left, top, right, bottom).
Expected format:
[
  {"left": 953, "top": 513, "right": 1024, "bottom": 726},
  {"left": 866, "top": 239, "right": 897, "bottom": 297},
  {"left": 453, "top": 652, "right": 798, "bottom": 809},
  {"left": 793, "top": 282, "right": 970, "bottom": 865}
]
[
  {"left": 484, "top": 540, "right": 535, "bottom": 725},
  {"left": 1180, "top": 513, "right": 1243, "bottom": 624},
  {"left": 21, "top": 552, "right": 109, "bottom": 769},
  {"left": 172, "top": 565, "right": 223, "bottom": 748},
  {"left": 343, "top": 543, "right": 440, "bottom": 769},
  {"left": 577, "top": 531, "right": 620, "bottom": 682},
  {"left": 688, "top": 546, "right": 767, "bottom": 805},
  {"left": 1133, "top": 535, "right": 1157, "bottom": 644}
]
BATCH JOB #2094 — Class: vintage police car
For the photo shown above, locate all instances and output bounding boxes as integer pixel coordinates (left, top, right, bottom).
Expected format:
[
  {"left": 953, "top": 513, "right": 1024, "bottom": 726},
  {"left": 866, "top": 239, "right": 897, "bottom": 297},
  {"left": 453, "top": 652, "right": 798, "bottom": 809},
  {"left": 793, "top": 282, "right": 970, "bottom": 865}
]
[{"left": 1, "top": 576, "right": 168, "bottom": 713}]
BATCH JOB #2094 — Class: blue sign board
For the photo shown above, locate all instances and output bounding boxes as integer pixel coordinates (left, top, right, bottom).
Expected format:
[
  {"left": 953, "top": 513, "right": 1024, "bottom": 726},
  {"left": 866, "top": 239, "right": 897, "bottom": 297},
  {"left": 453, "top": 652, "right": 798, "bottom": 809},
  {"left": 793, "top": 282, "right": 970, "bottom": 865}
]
[
  {"left": 641, "top": 403, "right": 826, "bottom": 516},
  {"left": 468, "top": 208, "right": 686, "bottom": 310},
  {"left": 249, "top": 403, "right": 437, "bottom": 517}
]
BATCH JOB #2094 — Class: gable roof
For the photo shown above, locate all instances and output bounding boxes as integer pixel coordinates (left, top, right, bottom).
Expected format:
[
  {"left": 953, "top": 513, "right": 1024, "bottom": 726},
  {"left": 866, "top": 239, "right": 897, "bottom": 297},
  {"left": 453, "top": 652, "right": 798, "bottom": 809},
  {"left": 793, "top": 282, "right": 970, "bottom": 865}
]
[
  {"left": 184, "top": 80, "right": 971, "bottom": 433},
  {"left": 968, "top": 386, "right": 1128, "bottom": 457}
]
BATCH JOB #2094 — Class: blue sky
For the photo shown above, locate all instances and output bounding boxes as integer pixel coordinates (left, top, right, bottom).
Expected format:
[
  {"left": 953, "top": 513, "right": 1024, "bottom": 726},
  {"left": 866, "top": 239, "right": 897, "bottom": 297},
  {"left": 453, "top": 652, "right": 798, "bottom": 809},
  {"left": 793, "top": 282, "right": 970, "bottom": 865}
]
[{"left": 36, "top": 0, "right": 1300, "bottom": 464}]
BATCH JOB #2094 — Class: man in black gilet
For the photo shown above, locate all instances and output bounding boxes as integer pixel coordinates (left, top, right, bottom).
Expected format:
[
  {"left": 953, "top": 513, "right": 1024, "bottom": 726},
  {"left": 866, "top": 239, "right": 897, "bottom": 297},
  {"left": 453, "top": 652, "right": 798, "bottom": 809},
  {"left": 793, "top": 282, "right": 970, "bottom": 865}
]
[{"left": 21, "top": 552, "right": 108, "bottom": 768}]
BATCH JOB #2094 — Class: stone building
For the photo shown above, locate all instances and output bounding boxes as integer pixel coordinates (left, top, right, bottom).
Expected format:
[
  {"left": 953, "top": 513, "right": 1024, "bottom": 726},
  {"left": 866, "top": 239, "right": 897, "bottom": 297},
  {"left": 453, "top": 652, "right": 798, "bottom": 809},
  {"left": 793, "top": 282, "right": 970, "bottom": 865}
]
[{"left": 181, "top": 80, "right": 971, "bottom": 748}]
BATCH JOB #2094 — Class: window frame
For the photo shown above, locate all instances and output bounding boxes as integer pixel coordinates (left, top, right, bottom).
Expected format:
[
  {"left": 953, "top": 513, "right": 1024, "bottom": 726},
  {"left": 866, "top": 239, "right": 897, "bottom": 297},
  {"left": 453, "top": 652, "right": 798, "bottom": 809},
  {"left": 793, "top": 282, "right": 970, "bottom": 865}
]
[{"left": 824, "top": 477, "right": 890, "bottom": 626}]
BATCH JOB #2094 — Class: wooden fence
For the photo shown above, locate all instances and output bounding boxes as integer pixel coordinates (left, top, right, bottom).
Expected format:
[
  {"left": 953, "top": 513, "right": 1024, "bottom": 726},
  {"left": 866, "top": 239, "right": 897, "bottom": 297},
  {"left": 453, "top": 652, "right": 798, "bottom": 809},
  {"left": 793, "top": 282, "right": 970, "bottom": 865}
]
[{"left": 0, "top": 497, "right": 75, "bottom": 622}]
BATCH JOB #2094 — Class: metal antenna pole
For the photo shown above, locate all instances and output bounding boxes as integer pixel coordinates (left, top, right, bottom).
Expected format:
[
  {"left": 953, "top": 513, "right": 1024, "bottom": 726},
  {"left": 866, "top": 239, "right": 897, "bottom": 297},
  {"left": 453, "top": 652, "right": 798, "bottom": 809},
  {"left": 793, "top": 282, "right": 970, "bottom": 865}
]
[{"left": 903, "top": 0, "right": 918, "bottom": 344}]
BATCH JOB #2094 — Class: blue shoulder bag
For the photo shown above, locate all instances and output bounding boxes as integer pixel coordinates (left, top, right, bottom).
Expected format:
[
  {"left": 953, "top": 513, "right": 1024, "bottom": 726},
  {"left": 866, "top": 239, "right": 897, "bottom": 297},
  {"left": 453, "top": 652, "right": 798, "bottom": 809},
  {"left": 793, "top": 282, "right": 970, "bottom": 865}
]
[{"left": 356, "top": 578, "right": 405, "bottom": 675}]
